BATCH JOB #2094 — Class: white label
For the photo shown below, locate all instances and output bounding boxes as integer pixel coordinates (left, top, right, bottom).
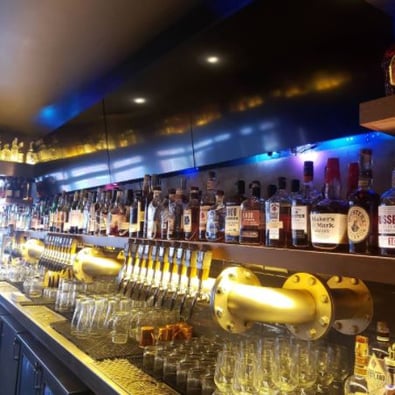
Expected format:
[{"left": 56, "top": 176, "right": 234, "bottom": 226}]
[
  {"left": 367, "top": 354, "right": 386, "bottom": 395},
  {"left": 378, "top": 206, "right": 395, "bottom": 247},
  {"left": 267, "top": 203, "right": 282, "bottom": 240},
  {"left": 199, "top": 205, "right": 210, "bottom": 232},
  {"left": 225, "top": 205, "right": 241, "bottom": 237},
  {"left": 291, "top": 205, "right": 308, "bottom": 232},
  {"left": 348, "top": 206, "right": 370, "bottom": 243},
  {"left": 183, "top": 210, "right": 192, "bottom": 233},
  {"left": 310, "top": 213, "right": 347, "bottom": 244}
]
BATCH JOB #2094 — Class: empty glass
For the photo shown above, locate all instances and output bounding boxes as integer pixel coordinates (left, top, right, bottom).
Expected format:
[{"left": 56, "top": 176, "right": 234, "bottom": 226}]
[
  {"left": 214, "top": 350, "right": 236, "bottom": 394},
  {"left": 111, "top": 310, "right": 131, "bottom": 344}
]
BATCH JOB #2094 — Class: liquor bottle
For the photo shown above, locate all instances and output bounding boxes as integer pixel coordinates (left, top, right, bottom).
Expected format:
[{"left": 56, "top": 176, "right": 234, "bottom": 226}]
[
  {"left": 83, "top": 190, "right": 95, "bottom": 235},
  {"left": 347, "top": 162, "right": 360, "bottom": 198},
  {"left": 25, "top": 142, "right": 37, "bottom": 164},
  {"left": 379, "top": 169, "right": 395, "bottom": 256},
  {"left": 108, "top": 190, "right": 127, "bottom": 236},
  {"left": 68, "top": 191, "right": 81, "bottom": 234},
  {"left": 184, "top": 186, "right": 200, "bottom": 241},
  {"left": 384, "top": 344, "right": 395, "bottom": 395},
  {"left": 199, "top": 171, "right": 217, "bottom": 241},
  {"left": 240, "top": 181, "right": 264, "bottom": 245},
  {"left": 160, "top": 188, "right": 175, "bottom": 240},
  {"left": 206, "top": 190, "right": 226, "bottom": 242},
  {"left": 311, "top": 158, "right": 349, "bottom": 252},
  {"left": 344, "top": 335, "right": 370, "bottom": 395},
  {"left": 141, "top": 174, "right": 151, "bottom": 238},
  {"left": 265, "top": 177, "right": 291, "bottom": 248},
  {"left": 290, "top": 179, "right": 300, "bottom": 200},
  {"left": 168, "top": 186, "right": 184, "bottom": 240},
  {"left": 367, "top": 321, "right": 390, "bottom": 394},
  {"left": 291, "top": 161, "right": 320, "bottom": 248},
  {"left": 120, "top": 189, "right": 133, "bottom": 237},
  {"left": 225, "top": 180, "right": 245, "bottom": 244},
  {"left": 99, "top": 190, "right": 111, "bottom": 236},
  {"left": 348, "top": 149, "right": 380, "bottom": 255},
  {"left": 129, "top": 190, "right": 141, "bottom": 238},
  {"left": 146, "top": 186, "right": 162, "bottom": 239}
]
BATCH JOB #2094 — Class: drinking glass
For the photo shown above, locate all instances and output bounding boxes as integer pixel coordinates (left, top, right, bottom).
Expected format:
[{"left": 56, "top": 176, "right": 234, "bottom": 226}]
[
  {"left": 271, "top": 337, "right": 299, "bottom": 394},
  {"left": 315, "top": 343, "right": 335, "bottom": 394},
  {"left": 214, "top": 350, "right": 236, "bottom": 394},
  {"left": 73, "top": 298, "right": 95, "bottom": 338},
  {"left": 111, "top": 310, "right": 131, "bottom": 344},
  {"left": 231, "top": 352, "right": 261, "bottom": 395},
  {"left": 176, "top": 359, "right": 200, "bottom": 393},
  {"left": 330, "top": 343, "right": 351, "bottom": 393},
  {"left": 186, "top": 366, "right": 206, "bottom": 395},
  {"left": 89, "top": 296, "right": 108, "bottom": 336},
  {"left": 297, "top": 340, "right": 318, "bottom": 394}
]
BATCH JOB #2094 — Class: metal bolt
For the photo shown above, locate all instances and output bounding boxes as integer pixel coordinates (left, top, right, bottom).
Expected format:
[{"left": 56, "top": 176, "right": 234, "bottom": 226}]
[
  {"left": 351, "top": 278, "right": 358, "bottom": 285},
  {"left": 334, "top": 321, "right": 342, "bottom": 330},
  {"left": 333, "top": 276, "right": 341, "bottom": 283},
  {"left": 308, "top": 277, "right": 316, "bottom": 286},
  {"left": 309, "top": 328, "right": 317, "bottom": 339},
  {"left": 292, "top": 275, "right": 300, "bottom": 283},
  {"left": 216, "top": 308, "right": 223, "bottom": 318},
  {"left": 245, "top": 271, "right": 251, "bottom": 280},
  {"left": 352, "top": 325, "right": 359, "bottom": 334},
  {"left": 216, "top": 287, "right": 222, "bottom": 295},
  {"left": 320, "top": 294, "right": 329, "bottom": 304},
  {"left": 226, "top": 322, "right": 234, "bottom": 332},
  {"left": 228, "top": 272, "right": 235, "bottom": 279},
  {"left": 319, "top": 316, "right": 329, "bottom": 327}
]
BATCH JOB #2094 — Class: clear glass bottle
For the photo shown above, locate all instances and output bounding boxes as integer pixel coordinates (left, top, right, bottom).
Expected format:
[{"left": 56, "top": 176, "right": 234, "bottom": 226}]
[
  {"left": 384, "top": 343, "right": 395, "bottom": 395},
  {"left": 265, "top": 176, "right": 291, "bottom": 248},
  {"left": 206, "top": 190, "right": 225, "bottom": 242},
  {"left": 160, "top": 188, "right": 175, "bottom": 240},
  {"left": 367, "top": 321, "right": 390, "bottom": 394},
  {"left": 344, "top": 335, "right": 370, "bottom": 395},
  {"left": 311, "top": 158, "right": 349, "bottom": 252},
  {"left": 379, "top": 169, "right": 395, "bottom": 256},
  {"left": 168, "top": 187, "right": 184, "bottom": 240},
  {"left": 199, "top": 171, "right": 217, "bottom": 241},
  {"left": 348, "top": 149, "right": 380, "bottom": 255},
  {"left": 146, "top": 186, "right": 162, "bottom": 239},
  {"left": 239, "top": 181, "right": 264, "bottom": 245},
  {"left": 108, "top": 190, "right": 127, "bottom": 236},
  {"left": 129, "top": 190, "right": 141, "bottom": 238},
  {"left": 291, "top": 161, "right": 320, "bottom": 248},
  {"left": 225, "top": 180, "right": 245, "bottom": 244}
]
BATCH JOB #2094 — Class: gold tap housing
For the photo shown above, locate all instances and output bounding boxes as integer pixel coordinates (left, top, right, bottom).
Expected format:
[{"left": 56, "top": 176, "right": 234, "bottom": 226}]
[{"left": 211, "top": 266, "right": 372, "bottom": 340}]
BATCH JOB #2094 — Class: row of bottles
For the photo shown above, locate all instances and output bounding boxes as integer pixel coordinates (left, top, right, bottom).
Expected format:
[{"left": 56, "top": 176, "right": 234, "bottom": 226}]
[{"left": 2, "top": 147, "right": 395, "bottom": 256}]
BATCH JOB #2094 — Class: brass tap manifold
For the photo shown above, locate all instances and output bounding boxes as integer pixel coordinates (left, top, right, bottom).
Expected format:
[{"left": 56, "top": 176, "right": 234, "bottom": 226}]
[{"left": 211, "top": 266, "right": 372, "bottom": 340}]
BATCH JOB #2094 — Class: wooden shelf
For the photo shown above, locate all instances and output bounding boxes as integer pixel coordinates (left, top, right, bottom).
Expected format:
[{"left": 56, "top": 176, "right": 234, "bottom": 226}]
[
  {"left": 17, "top": 230, "right": 395, "bottom": 286},
  {"left": 360, "top": 95, "right": 395, "bottom": 134}
]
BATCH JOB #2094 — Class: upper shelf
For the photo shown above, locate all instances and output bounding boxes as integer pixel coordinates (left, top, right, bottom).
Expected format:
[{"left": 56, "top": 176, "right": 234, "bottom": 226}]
[
  {"left": 22, "top": 231, "right": 395, "bottom": 286},
  {"left": 360, "top": 95, "right": 395, "bottom": 134}
]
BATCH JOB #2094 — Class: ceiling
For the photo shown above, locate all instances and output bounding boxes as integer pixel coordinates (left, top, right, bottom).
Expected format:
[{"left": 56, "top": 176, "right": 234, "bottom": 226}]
[
  {"left": 0, "top": 0, "right": 213, "bottom": 137},
  {"left": 0, "top": 0, "right": 392, "bottom": 140}
]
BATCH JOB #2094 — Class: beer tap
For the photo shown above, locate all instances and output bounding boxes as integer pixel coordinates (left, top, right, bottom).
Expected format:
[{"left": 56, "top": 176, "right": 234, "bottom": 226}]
[
  {"left": 180, "top": 245, "right": 198, "bottom": 319},
  {"left": 159, "top": 243, "right": 177, "bottom": 308},
  {"left": 169, "top": 246, "right": 185, "bottom": 310},
  {"left": 134, "top": 243, "right": 152, "bottom": 299},
  {"left": 139, "top": 242, "right": 159, "bottom": 301},
  {"left": 127, "top": 243, "right": 145, "bottom": 298},
  {"left": 119, "top": 241, "right": 138, "bottom": 295},
  {"left": 151, "top": 242, "right": 168, "bottom": 305}
]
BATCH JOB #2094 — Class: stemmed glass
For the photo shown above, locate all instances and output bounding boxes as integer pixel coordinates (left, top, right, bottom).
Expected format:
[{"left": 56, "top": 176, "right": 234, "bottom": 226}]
[
  {"left": 214, "top": 349, "right": 236, "bottom": 394},
  {"left": 271, "top": 337, "right": 300, "bottom": 394}
]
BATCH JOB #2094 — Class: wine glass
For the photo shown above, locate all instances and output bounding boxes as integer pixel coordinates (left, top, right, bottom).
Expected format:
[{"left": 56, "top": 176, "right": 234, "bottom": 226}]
[
  {"left": 214, "top": 350, "right": 236, "bottom": 394},
  {"left": 271, "top": 337, "right": 300, "bottom": 394}
]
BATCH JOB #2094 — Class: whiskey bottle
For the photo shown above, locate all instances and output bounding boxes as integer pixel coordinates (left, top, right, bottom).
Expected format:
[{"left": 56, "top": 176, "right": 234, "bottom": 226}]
[
  {"left": 348, "top": 149, "right": 380, "bottom": 255},
  {"left": 240, "top": 181, "right": 264, "bottom": 245},
  {"left": 168, "top": 187, "right": 184, "bottom": 240},
  {"left": 311, "top": 158, "right": 349, "bottom": 252},
  {"left": 347, "top": 162, "right": 359, "bottom": 198},
  {"left": 141, "top": 174, "right": 152, "bottom": 238},
  {"left": 367, "top": 321, "right": 390, "bottom": 394},
  {"left": 384, "top": 344, "right": 395, "bottom": 395},
  {"left": 184, "top": 186, "right": 200, "bottom": 241},
  {"left": 265, "top": 176, "right": 291, "bottom": 248},
  {"left": 146, "top": 186, "right": 162, "bottom": 239},
  {"left": 291, "top": 161, "right": 320, "bottom": 248},
  {"left": 206, "top": 190, "right": 226, "bottom": 242},
  {"left": 129, "top": 190, "right": 141, "bottom": 238},
  {"left": 224, "top": 180, "right": 245, "bottom": 244},
  {"left": 344, "top": 335, "right": 370, "bottom": 395},
  {"left": 108, "top": 190, "right": 127, "bottom": 236},
  {"left": 199, "top": 171, "right": 217, "bottom": 241},
  {"left": 160, "top": 188, "right": 175, "bottom": 240},
  {"left": 379, "top": 169, "right": 395, "bottom": 256}
]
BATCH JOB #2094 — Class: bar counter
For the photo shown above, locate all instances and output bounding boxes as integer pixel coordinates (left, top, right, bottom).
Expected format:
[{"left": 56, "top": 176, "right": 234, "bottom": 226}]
[{"left": 0, "top": 282, "right": 178, "bottom": 395}]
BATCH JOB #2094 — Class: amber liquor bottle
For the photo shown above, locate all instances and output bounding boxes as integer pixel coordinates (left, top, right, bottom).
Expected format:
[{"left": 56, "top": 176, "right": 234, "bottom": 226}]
[
  {"left": 265, "top": 177, "right": 291, "bottom": 248},
  {"left": 184, "top": 186, "right": 200, "bottom": 241},
  {"left": 239, "top": 181, "right": 264, "bottom": 245},
  {"left": 310, "top": 158, "right": 349, "bottom": 252},
  {"left": 225, "top": 180, "right": 245, "bottom": 244},
  {"left": 378, "top": 169, "right": 395, "bottom": 256},
  {"left": 199, "top": 171, "right": 217, "bottom": 241},
  {"left": 348, "top": 149, "right": 380, "bottom": 255}
]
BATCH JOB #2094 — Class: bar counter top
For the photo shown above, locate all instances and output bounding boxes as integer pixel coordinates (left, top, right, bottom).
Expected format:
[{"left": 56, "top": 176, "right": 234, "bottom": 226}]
[{"left": 0, "top": 282, "right": 178, "bottom": 395}]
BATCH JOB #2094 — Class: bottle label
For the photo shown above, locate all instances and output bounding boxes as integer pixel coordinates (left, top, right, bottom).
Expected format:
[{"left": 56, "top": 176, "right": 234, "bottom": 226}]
[
  {"left": 310, "top": 213, "right": 347, "bottom": 244},
  {"left": 199, "top": 205, "right": 210, "bottom": 232},
  {"left": 241, "top": 209, "right": 261, "bottom": 227},
  {"left": 267, "top": 203, "right": 283, "bottom": 240},
  {"left": 291, "top": 205, "right": 308, "bottom": 232},
  {"left": 184, "top": 210, "right": 192, "bottom": 233},
  {"left": 206, "top": 209, "right": 218, "bottom": 240},
  {"left": 225, "top": 205, "right": 241, "bottom": 237},
  {"left": 366, "top": 353, "right": 386, "bottom": 394},
  {"left": 378, "top": 206, "right": 395, "bottom": 248},
  {"left": 348, "top": 206, "right": 370, "bottom": 243}
]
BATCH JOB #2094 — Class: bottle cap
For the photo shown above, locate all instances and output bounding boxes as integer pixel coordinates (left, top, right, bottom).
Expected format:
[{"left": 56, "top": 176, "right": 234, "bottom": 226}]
[{"left": 325, "top": 158, "right": 341, "bottom": 183}]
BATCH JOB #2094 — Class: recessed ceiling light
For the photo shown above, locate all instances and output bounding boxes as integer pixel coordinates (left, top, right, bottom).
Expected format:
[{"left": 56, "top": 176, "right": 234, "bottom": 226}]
[
  {"left": 133, "top": 97, "right": 146, "bottom": 104},
  {"left": 206, "top": 56, "right": 220, "bottom": 64}
]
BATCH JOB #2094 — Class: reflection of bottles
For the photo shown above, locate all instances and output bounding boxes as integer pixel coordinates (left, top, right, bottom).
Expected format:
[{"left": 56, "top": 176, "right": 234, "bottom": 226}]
[
  {"left": 10, "top": 138, "right": 19, "bottom": 162},
  {"left": 379, "top": 169, "right": 395, "bottom": 256},
  {"left": 348, "top": 149, "right": 380, "bottom": 255},
  {"left": 344, "top": 335, "right": 369, "bottom": 395},
  {"left": 311, "top": 158, "right": 349, "bottom": 252},
  {"left": 26, "top": 142, "right": 38, "bottom": 164},
  {"left": 2, "top": 144, "right": 11, "bottom": 161}
]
